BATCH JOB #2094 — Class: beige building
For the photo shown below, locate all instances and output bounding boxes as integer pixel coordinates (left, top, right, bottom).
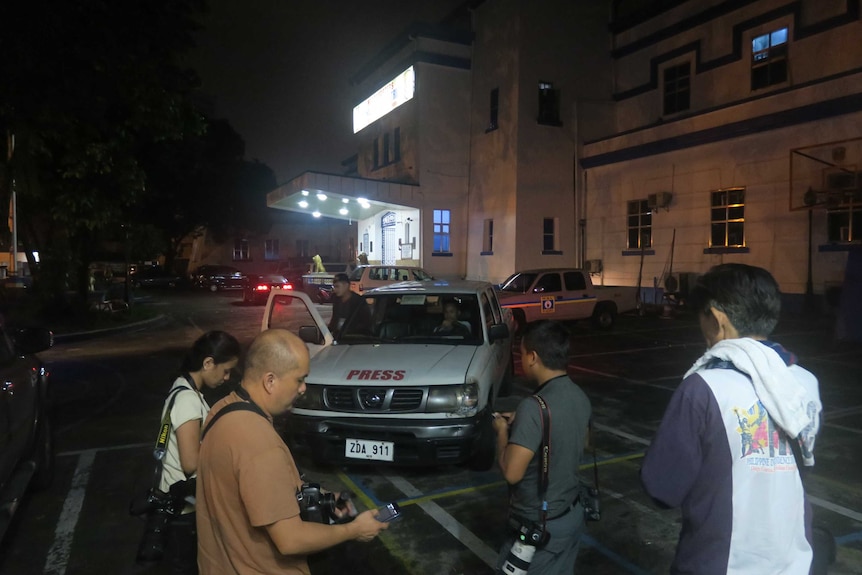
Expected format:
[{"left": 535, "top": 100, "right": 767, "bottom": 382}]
[{"left": 263, "top": 0, "right": 862, "bottom": 309}]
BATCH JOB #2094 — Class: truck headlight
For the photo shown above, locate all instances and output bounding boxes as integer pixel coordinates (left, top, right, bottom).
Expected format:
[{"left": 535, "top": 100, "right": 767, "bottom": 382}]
[
  {"left": 427, "top": 383, "right": 479, "bottom": 414},
  {"left": 293, "top": 384, "right": 324, "bottom": 410}
]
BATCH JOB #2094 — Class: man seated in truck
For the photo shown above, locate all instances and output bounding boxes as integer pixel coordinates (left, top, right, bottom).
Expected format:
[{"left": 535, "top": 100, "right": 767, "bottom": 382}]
[{"left": 433, "top": 301, "right": 471, "bottom": 337}]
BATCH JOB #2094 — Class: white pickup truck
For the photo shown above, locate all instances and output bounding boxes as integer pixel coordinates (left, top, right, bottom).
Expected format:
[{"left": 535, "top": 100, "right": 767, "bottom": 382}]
[
  {"left": 496, "top": 268, "right": 639, "bottom": 330},
  {"left": 261, "top": 280, "right": 515, "bottom": 469}
]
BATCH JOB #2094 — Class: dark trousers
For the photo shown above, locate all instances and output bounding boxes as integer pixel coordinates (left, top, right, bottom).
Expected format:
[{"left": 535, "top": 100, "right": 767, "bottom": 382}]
[{"left": 165, "top": 512, "right": 198, "bottom": 575}]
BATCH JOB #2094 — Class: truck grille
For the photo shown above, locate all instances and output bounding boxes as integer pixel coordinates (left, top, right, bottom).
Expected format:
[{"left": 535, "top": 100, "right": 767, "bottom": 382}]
[{"left": 324, "top": 387, "right": 424, "bottom": 412}]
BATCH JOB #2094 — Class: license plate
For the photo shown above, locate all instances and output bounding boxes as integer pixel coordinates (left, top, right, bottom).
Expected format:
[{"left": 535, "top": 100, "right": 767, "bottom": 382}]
[{"left": 345, "top": 438, "right": 394, "bottom": 461}]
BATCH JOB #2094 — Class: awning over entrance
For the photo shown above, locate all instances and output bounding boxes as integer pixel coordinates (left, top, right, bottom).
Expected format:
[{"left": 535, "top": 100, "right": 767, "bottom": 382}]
[{"left": 267, "top": 171, "right": 420, "bottom": 221}]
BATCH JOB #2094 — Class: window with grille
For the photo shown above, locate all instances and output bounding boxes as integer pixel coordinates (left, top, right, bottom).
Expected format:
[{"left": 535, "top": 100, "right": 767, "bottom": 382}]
[
  {"left": 538, "top": 81, "right": 561, "bottom": 125},
  {"left": 827, "top": 203, "right": 862, "bottom": 243},
  {"left": 710, "top": 188, "right": 745, "bottom": 247},
  {"left": 264, "top": 239, "right": 279, "bottom": 261},
  {"left": 233, "top": 238, "right": 250, "bottom": 261},
  {"left": 542, "top": 217, "right": 560, "bottom": 253},
  {"left": 627, "top": 200, "right": 652, "bottom": 250},
  {"left": 751, "top": 27, "right": 788, "bottom": 90},
  {"left": 482, "top": 219, "right": 494, "bottom": 253},
  {"left": 433, "top": 209, "right": 451, "bottom": 253},
  {"left": 487, "top": 88, "right": 499, "bottom": 132},
  {"left": 663, "top": 62, "right": 690, "bottom": 115}
]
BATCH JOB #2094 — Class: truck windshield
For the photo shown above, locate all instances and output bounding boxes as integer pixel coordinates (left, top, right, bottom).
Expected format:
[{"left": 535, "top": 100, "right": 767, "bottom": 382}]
[
  {"left": 499, "top": 272, "right": 538, "bottom": 293},
  {"left": 340, "top": 293, "right": 481, "bottom": 345}
]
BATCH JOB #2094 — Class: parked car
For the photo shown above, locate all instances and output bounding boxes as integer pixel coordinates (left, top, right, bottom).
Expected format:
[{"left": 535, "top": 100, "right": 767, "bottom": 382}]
[
  {"left": 0, "top": 317, "right": 54, "bottom": 543},
  {"left": 348, "top": 265, "right": 434, "bottom": 295},
  {"left": 261, "top": 280, "right": 515, "bottom": 469},
  {"left": 496, "top": 268, "right": 639, "bottom": 330},
  {"left": 192, "top": 265, "right": 244, "bottom": 292},
  {"left": 242, "top": 274, "right": 293, "bottom": 305},
  {"left": 129, "top": 266, "right": 182, "bottom": 289}
]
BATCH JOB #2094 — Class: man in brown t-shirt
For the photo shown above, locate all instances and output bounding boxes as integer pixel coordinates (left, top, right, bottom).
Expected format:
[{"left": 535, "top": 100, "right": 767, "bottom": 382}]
[{"left": 196, "top": 329, "right": 389, "bottom": 574}]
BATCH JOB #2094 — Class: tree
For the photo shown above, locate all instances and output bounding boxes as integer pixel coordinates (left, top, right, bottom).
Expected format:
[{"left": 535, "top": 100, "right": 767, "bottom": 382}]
[{"left": 0, "top": 0, "right": 206, "bottom": 299}]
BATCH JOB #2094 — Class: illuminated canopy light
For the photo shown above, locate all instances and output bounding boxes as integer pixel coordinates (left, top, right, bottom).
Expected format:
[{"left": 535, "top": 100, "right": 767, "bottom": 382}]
[
  {"left": 317, "top": 193, "right": 327, "bottom": 201},
  {"left": 301, "top": 190, "right": 310, "bottom": 196},
  {"left": 339, "top": 207, "right": 349, "bottom": 215},
  {"left": 298, "top": 200, "right": 308, "bottom": 208},
  {"left": 342, "top": 198, "right": 350, "bottom": 203},
  {"left": 312, "top": 211, "right": 321, "bottom": 218},
  {"left": 352, "top": 66, "right": 415, "bottom": 133}
]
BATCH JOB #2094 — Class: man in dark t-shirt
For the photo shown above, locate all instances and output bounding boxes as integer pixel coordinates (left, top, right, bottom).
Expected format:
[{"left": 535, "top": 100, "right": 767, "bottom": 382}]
[
  {"left": 327, "top": 273, "right": 371, "bottom": 339},
  {"left": 492, "top": 320, "right": 591, "bottom": 574}
]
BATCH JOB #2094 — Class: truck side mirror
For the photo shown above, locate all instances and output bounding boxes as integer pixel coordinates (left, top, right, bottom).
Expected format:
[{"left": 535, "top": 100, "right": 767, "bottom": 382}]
[
  {"left": 488, "top": 324, "right": 509, "bottom": 342},
  {"left": 298, "top": 326, "right": 324, "bottom": 345}
]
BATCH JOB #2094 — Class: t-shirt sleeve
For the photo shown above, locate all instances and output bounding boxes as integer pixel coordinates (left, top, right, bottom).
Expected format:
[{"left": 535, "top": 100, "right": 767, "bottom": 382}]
[
  {"left": 240, "top": 445, "right": 303, "bottom": 527},
  {"left": 171, "top": 389, "right": 203, "bottom": 429},
  {"left": 640, "top": 374, "right": 710, "bottom": 508},
  {"left": 509, "top": 399, "right": 541, "bottom": 453}
]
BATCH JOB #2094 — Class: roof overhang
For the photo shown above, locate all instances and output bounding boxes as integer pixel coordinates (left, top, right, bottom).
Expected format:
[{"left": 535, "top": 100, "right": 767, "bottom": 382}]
[{"left": 267, "top": 171, "right": 420, "bottom": 221}]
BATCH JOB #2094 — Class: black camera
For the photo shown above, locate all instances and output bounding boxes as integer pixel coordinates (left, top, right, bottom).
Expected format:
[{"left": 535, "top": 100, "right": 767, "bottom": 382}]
[
  {"left": 582, "top": 485, "right": 601, "bottom": 522},
  {"left": 296, "top": 483, "right": 353, "bottom": 524}
]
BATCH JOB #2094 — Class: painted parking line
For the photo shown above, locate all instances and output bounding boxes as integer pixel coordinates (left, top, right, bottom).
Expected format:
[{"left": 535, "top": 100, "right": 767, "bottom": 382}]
[{"left": 43, "top": 451, "right": 95, "bottom": 575}]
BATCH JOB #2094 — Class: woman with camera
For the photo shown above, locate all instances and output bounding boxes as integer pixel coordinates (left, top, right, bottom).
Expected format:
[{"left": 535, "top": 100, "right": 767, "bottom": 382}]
[{"left": 137, "top": 330, "right": 241, "bottom": 573}]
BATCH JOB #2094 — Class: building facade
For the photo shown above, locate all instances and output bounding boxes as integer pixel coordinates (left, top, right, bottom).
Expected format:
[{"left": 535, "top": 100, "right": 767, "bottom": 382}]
[{"left": 264, "top": 0, "right": 861, "bottom": 308}]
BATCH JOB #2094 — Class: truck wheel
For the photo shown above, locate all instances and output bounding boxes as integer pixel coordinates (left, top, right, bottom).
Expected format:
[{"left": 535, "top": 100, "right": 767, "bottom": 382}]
[
  {"left": 209, "top": 284, "right": 218, "bottom": 293},
  {"left": 592, "top": 303, "right": 617, "bottom": 330},
  {"left": 512, "top": 309, "right": 527, "bottom": 335},
  {"left": 466, "top": 407, "right": 496, "bottom": 472}
]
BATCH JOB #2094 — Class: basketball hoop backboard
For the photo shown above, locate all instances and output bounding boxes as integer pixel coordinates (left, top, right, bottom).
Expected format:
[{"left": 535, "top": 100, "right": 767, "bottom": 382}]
[{"left": 789, "top": 137, "right": 862, "bottom": 211}]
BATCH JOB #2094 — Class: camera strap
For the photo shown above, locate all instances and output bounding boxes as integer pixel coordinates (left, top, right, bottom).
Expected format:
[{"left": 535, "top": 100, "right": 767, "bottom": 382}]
[
  {"left": 200, "top": 386, "right": 269, "bottom": 442},
  {"left": 533, "top": 394, "right": 551, "bottom": 530},
  {"left": 150, "top": 377, "right": 196, "bottom": 491}
]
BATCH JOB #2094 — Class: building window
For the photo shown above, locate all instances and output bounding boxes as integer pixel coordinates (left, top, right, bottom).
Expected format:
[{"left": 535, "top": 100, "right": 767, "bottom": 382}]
[
  {"left": 542, "top": 217, "right": 560, "bottom": 253},
  {"left": 627, "top": 200, "right": 652, "bottom": 249},
  {"left": 487, "top": 88, "right": 499, "bottom": 132},
  {"left": 264, "top": 239, "right": 279, "bottom": 261},
  {"left": 751, "top": 27, "right": 788, "bottom": 90},
  {"left": 827, "top": 203, "right": 862, "bottom": 243},
  {"left": 433, "top": 209, "right": 451, "bottom": 253},
  {"left": 663, "top": 62, "right": 690, "bottom": 115},
  {"left": 482, "top": 219, "right": 494, "bottom": 253},
  {"left": 393, "top": 127, "right": 401, "bottom": 162},
  {"left": 711, "top": 187, "right": 745, "bottom": 247},
  {"left": 372, "top": 137, "right": 379, "bottom": 169},
  {"left": 383, "top": 132, "right": 390, "bottom": 165},
  {"left": 233, "top": 238, "right": 250, "bottom": 261},
  {"left": 296, "top": 239, "right": 309, "bottom": 258},
  {"left": 537, "top": 81, "right": 561, "bottom": 126}
]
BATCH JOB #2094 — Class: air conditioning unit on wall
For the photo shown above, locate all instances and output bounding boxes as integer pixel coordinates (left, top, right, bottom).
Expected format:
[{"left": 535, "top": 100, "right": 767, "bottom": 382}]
[
  {"left": 584, "top": 259, "right": 603, "bottom": 273},
  {"left": 648, "top": 191, "right": 673, "bottom": 209}
]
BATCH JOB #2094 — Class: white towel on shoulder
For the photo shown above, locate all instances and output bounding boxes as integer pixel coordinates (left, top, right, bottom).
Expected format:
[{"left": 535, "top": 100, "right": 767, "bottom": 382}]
[{"left": 685, "top": 337, "right": 820, "bottom": 466}]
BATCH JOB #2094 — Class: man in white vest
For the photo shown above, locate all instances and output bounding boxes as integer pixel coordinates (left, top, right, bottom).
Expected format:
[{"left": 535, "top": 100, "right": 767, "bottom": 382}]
[{"left": 642, "top": 263, "right": 822, "bottom": 575}]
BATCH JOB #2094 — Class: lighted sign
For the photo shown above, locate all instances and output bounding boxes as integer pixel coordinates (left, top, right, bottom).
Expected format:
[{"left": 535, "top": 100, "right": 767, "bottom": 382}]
[{"left": 353, "top": 66, "right": 415, "bottom": 133}]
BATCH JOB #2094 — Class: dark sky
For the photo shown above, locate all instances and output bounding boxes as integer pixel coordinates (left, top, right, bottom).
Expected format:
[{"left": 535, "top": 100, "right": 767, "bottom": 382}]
[{"left": 189, "top": 0, "right": 467, "bottom": 184}]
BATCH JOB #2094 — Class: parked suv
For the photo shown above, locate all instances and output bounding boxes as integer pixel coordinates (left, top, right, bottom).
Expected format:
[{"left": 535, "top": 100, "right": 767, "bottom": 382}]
[
  {"left": 192, "top": 265, "right": 244, "bottom": 292},
  {"left": 0, "top": 318, "right": 54, "bottom": 542},
  {"left": 348, "top": 265, "right": 434, "bottom": 295}
]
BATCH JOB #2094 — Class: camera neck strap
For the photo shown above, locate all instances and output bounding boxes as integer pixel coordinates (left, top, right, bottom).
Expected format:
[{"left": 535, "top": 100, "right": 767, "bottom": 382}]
[
  {"left": 533, "top": 394, "right": 551, "bottom": 528},
  {"left": 150, "top": 376, "right": 196, "bottom": 490},
  {"left": 200, "top": 386, "right": 269, "bottom": 442}
]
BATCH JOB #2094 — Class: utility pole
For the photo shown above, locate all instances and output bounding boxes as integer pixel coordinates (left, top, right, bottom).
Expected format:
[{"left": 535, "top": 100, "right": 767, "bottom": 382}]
[{"left": 6, "top": 132, "right": 17, "bottom": 276}]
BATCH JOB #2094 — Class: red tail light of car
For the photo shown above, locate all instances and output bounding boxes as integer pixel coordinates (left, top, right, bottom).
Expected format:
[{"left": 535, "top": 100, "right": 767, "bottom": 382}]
[{"left": 255, "top": 284, "right": 270, "bottom": 292}]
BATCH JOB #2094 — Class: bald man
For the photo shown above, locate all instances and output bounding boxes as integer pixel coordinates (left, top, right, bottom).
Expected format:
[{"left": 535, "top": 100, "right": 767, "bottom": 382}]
[{"left": 196, "top": 330, "right": 389, "bottom": 574}]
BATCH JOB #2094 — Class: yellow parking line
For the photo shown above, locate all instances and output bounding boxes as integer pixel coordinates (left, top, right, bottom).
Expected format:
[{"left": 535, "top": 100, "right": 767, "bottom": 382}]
[{"left": 336, "top": 470, "right": 378, "bottom": 510}]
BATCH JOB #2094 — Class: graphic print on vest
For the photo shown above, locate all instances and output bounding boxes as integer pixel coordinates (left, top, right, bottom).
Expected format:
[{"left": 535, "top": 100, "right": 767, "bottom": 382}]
[{"left": 732, "top": 401, "right": 796, "bottom": 471}]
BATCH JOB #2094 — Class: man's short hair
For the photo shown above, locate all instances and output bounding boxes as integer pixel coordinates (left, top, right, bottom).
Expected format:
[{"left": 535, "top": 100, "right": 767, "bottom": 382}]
[
  {"left": 245, "top": 329, "right": 300, "bottom": 380},
  {"left": 333, "top": 273, "right": 350, "bottom": 285},
  {"left": 688, "top": 263, "right": 781, "bottom": 337},
  {"left": 521, "top": 320, "right": 570, "bottom": 371}
]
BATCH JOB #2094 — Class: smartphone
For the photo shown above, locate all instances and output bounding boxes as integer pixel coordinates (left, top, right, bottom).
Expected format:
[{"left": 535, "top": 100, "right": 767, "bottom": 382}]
[{"left": 376, "top": 502, "right": 402, "bottom": 523}]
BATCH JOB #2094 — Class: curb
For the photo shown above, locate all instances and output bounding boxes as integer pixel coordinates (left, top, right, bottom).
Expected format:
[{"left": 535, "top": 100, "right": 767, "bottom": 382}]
[{"left": 53, "top": 314, "right": 171, "bottom": 344}]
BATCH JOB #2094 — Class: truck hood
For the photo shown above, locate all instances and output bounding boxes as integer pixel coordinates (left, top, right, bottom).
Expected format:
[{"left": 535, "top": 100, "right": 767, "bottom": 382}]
[{"left": 308, "top": 344, "right": 478, "bottom": 386}]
